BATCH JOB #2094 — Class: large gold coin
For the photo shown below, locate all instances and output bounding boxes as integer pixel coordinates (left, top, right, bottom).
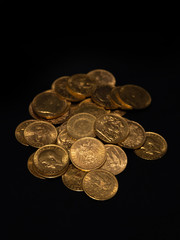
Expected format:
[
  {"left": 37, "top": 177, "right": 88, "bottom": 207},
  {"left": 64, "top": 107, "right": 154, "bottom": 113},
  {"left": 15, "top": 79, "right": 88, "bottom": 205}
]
[
  {"left": 91, "top": 85, "right": 119, "bottom": 109},
  {"left": 69, "top": 137, "right": 106, "bottom": 171},
  {"left": 134, "top": 132, "right": 167, "bottom": 160},
  {"left": 94, "top": 113, "right": 129, "bottom": 143},
  {"left": 99, "top": 144, "right": 127, "bottom": 175},
  {"left": 118, "top": 120, "right": 146, "bottom": 149},
  {"left": 62, "top": 164, "right": 86, "bottom": 192},
  {"left": 67, "top": 113, "right": 96, "bottom": 139},
  {"left": 118, "top": 84, "right": 152, "bottom": 109},
  {"left": 15, "top": 119, "right": 36, "bottom": 146},
  {"left": 87, "top": 69, "right": 116, "bottom": 87},
  {"left": 27, "top": 153, "right": 45, "bottom": 179},
  {"left": 82, "top": 169, "right": 118, "bottom": 200},
  {"left": 24, "top": 121, "right": 57, "bottom": 148},
  {"left": 51, "top": 76, "right": 82, "bottom": 102},
  {"left": 33, "top": 144, "right": 69, "bottom": 178},
  {"left": 32, "top": 90, "right": 68, "bottom": 119},
  {"left": 67, "top": 73, "right": 97, "bottom": 99}
]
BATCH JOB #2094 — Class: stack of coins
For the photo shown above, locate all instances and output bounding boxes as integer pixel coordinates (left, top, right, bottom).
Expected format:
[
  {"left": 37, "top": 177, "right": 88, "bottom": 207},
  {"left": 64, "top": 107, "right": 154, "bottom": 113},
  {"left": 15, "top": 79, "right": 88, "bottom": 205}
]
[{"left": 15, "top": 69, "right": 168, "bottom": 201}]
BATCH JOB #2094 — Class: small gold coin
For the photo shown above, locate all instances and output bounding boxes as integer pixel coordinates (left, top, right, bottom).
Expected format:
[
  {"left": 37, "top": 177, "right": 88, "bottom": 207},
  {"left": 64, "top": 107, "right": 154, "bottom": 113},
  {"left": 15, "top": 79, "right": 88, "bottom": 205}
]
[
  {"left": 33, "top": 144, "right": 69, "bottom": 178},
  {"left": 91, "top": 86, "right": 119, "bottom": 109},
  {"left": 118, "top": 84, "right": 152, "bottom": 109},
  {"left": 94, "top": 113, "right": 129, "bottom": 143},
  {"left": 62, "top": 164, "right": 86, "bottom": 192},
  {"left": 82, "top": 169, "right": 118, "bottom": 200},
  {"left": 27, "top": 153, "right": 45, "bottom": 179},
  {"left": 51, "top": 76, "right": 82, "bottom": 102},
  {"left": 67, "top": 73, "right": 97, "bottom": 99},
  {"left": 24, "top": 121, "right": 57, "bottom": 148},
  {"left": 87, "top": 69, "right": 116, "bottom": 87},
  {"left": 32, "top": 90, "right": 68, "bottom": 119},
  {"left": 67, "top": 113, "right": 96, "bottom": 139},
  {"left": 70, "top": 137, "right": 106, "bottom": 171},
  {"left": 134, "top": 132, "right": 167, "bottom": 160},
  {"left": 118, "top": 120, "right": 146, "bottom": 149},
  {"left": 99, "top": 144, "right": 127, "bottom": 175},
  {"left": 15, "top": 119, "right": 36, "bottom": 146}
]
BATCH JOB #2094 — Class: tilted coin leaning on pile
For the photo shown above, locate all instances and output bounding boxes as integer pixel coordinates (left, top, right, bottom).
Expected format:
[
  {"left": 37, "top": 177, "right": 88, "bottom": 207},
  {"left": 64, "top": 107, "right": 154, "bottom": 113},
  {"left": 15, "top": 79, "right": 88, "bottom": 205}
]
[{"left": 15, "top": 69, "right": 168, "bottom": 201}]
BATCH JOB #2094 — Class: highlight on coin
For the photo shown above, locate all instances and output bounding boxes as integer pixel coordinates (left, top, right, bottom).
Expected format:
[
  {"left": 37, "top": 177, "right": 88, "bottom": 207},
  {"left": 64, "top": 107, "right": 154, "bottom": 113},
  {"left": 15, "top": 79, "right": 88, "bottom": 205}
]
[{"left": 15, "top": 69, "right": 167, "bottom": 201}]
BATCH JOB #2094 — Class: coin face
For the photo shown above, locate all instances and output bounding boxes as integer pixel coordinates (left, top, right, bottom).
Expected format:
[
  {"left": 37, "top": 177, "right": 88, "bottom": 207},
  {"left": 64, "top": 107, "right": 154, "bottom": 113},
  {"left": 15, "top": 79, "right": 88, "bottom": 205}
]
[
  {"left": 91, "top": 86, "right": 119, "bottom": 109},
  {"left": 118, "top": 84, "right": 152, "bottom": 109},
  {"left": 15, "top": 119, "right": 36, "bottom": 146},
  {"left": 51, "top": 76, "right": 82, "bottom": 102},
  {"left": 67, "top": 73, "right": 97, "bottom": 99},
  {"left": 118, "top": 120, "right": 146, "bottom": 149},
  {"left": 87, "top": 69, "right": 116, "bottom": 87},
  {"left": 134, "top": 132, "right": 167, "bottom": 160},
  {"left": 27, "top": 153, "right": 45, "bottom": 179},
  {"left": 70, "top": 137, "right": 106, "bottom": 171},
  {"left": 33, "top": 144, "right": 69, "bottom": 178},
  {"left": 24, "top": 121, "right": 57, "bottom": 148},
  {"left": 82, "top": 169, "right": 118, "bottom": 200},
  {"left": 100, "top": 144, "right": 127, "bottom": 175},
  {"left": 94, "top": 114, "right": 129, "bottom": 143},
  {"left": 32, "top": 90, "right": 68, "bottom": 119},
  {"left": 67, "top": 113, "right": 96, "bottom": 139},
  {"left": 62, "top": 164, "right": 86, "bottom": 191}
]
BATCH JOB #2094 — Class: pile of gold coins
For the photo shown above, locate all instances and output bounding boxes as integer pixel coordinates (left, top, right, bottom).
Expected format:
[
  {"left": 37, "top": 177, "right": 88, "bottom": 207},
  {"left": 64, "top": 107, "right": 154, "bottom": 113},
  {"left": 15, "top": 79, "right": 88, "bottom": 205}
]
[{"left": 15, "top": 69, "right": 168, "bottom": 201}]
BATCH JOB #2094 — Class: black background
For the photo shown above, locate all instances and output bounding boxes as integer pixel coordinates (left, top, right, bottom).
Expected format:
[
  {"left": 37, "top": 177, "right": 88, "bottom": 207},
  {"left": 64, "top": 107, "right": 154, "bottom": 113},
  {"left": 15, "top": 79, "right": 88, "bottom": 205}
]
[{"left": 3, "top": 32, "right": 179, "bottom": 239}]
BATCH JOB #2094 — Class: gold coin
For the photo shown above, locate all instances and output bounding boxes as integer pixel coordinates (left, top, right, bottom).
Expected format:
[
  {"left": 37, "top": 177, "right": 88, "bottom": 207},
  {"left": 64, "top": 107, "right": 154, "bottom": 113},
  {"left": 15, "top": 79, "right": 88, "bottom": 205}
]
[
  {"left": 118, "top": 84, "right": 152, "bottom": 109},
  {"left": 33, "top": 144, "right": 69, "bottom": 178},
  {"left": 51, "top": 76, "right": 82, "bottom": 102},
  {"left": 27, "top": 153, "right": 45, "bottom": 179},
  {"left": 67, "top": 113, "right": 96, "bottom": 139},
  {"left": 110, "top": 86, "right": 133, "bottom": 110},
  {"left": 99, "top": 144, "right": 127, "bottom": 175},
  {"left": 56, "top": 121, "right": 76, "bottom": 151},
  {"left": 118, "top": 120, "right": 146, "bottom": 149},
  {"left": 67, "top": 73, "right": 97, "bottom": 99},
  {"left": 82, "top": 169, "right": 118, "bottom": 200},
  {"left": 87, "top": 69, "right": 116, "bottom": 87},
  {"left": 62, "top": 164, "right": 86, "bottom": 192},
  {"left": 134, "top": 132, "right": 167, "bottom": 160},
  {"left": 32, "top": 90, "right": 68, "bottom": 119},
  {"left": 94, "top": 113, "right": 129, "bottom": 143},
  {"left": 24, "top": 121, "right": 57, "bottom": 148},
  {"left": 15, "top": 119, "right": 36, "bottom": 146},
  {"left": 70, "top": 137, "right": 106, "bottom": 171},
  {"left": 111, "top": 109, "right": 126, "bottom": 117},
  {"left": 91, "top": 86, "right": 119, "bottom": 109}
]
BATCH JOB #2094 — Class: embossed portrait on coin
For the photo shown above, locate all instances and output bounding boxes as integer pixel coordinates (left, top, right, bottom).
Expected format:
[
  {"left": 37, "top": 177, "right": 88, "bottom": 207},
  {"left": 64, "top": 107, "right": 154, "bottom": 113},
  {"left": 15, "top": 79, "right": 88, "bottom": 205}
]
[{"left": 38, "top": 150, "right": 63, "bottom": 170}]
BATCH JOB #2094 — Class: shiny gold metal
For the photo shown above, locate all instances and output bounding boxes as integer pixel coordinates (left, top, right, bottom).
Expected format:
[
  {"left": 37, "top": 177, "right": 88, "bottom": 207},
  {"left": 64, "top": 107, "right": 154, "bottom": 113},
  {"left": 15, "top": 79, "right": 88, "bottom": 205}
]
[
  {"left": 67, "top": 73, "right": 96, "bottom": 99},
  {"left": 67, "top": 113, "right": 96, "bottom": 139},
  {"left": 27, "top": 153, "right": 45, "bottom": 179},
  {"left": 32, "top": 90, "right": 68, "bottom": 119},
  {"left": 70, "top": 137, "right": 106, "bottom": 171},
  {"left": 24, "top": 121, "right": 57, "bottom": 148},
  {"left": 118, "top": 84, "right": 152, "bottom": 109},
  {"left": 119, "top": 120, "right": 146, "bottom": 149},
  {"left": 94, "top": 113, "right": 129, "bottom": 143},
  {"left": 134, "top": 132, "right": 167, "bottom": 160},
  {"left": 87, "top": 69, "right": 116, "bottom": 87},
  {"left": 15, "top": 119, "right": 36, "bottom": 146},
  {"left": 100, "top": 144, "right": 128, "bottom": 175},
  {"left": 33, "top": 144, "right": 69, "bottom": 178},
  {"left": 62, "top": 164, "right": 86, "bottom": 192},
  {"left": 82, "top": 169, "right": 118, "bottom": 200}
]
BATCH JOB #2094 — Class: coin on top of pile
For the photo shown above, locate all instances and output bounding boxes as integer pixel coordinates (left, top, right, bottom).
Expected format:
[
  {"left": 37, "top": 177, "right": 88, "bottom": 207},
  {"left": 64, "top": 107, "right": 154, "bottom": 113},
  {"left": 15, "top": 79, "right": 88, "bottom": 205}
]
[
  {"left": 32, "top": 90, "right": 69, "bottom": 119},
  {"left": 24, "top": 120, "right": 57, "bottom": 148},
  {"left": 87, "top": 69, "right": 116, "bottom": 87},
  {"left": 70, "top": 137, "right": 106, "bottom": 171},
  {"left": 27, "top": 153, "right": 45, "bottom": 179},
  {"left": 33, "top": 144, "right": 69, "bottom": 178},
  {"left": 134, "top": 132, "right": 167, "bottom": 160}
]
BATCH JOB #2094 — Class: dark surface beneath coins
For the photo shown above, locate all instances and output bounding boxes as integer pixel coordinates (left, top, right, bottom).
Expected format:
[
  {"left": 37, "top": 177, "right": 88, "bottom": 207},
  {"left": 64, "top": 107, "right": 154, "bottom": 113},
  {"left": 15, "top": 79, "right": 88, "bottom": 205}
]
[{"left": 2, "top": 32, "right": 179, "bottom": 239}]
